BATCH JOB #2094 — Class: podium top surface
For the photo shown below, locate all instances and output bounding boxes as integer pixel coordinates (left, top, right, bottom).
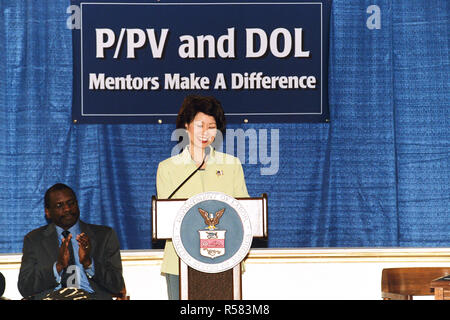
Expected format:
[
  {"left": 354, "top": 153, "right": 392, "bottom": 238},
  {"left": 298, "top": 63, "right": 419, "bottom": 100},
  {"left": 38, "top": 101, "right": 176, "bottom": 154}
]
[{"left": 152, "top": 194, "right": 268, "bottom": 240}]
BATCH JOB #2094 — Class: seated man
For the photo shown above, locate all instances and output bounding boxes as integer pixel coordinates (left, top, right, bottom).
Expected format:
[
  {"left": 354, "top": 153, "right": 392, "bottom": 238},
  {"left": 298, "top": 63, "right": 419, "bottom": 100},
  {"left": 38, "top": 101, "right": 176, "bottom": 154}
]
[{"left": 18, "top": 183, "right": 125, "bottom": 300}]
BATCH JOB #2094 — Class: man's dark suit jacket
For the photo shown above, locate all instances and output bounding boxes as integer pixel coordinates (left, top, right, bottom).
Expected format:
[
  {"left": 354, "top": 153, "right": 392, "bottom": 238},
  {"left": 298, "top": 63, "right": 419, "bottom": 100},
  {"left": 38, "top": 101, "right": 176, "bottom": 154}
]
[{"left": 18, "top": 220, "right": 125, "bottom": 300}]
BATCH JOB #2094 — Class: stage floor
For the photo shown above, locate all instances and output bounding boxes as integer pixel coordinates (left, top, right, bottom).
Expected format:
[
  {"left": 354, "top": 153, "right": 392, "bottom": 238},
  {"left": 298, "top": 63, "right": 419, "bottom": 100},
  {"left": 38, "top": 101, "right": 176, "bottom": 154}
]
[{"left": 1, "top": 247, "right": 449, "bottom": 300}]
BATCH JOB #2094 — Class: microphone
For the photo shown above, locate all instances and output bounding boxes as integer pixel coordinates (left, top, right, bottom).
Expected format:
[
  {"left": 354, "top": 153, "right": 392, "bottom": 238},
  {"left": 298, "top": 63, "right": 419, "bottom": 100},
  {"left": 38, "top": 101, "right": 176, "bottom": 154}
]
[{"left": 168, "top": 148, "right": 210, "bottom": 199}]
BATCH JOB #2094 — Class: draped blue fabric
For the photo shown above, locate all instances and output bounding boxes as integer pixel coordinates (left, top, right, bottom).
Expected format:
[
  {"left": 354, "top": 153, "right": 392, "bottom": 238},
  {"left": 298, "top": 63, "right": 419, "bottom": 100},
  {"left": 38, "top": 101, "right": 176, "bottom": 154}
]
[{"left": 0, "top": 0, "right": 448, "bottom": 253}]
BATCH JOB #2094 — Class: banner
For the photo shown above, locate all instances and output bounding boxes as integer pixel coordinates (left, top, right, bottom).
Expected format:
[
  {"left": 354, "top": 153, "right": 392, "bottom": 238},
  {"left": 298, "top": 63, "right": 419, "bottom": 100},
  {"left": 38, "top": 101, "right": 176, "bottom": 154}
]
[{"left": 71, "top": 0, "right": 330, "bottom": 123}]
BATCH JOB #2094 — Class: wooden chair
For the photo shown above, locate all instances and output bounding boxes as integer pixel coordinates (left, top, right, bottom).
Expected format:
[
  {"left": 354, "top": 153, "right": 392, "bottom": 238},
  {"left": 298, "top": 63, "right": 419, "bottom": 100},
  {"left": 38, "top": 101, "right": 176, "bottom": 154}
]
[{"left": 381, "top": 267, "right": 450, "bottom": 300}]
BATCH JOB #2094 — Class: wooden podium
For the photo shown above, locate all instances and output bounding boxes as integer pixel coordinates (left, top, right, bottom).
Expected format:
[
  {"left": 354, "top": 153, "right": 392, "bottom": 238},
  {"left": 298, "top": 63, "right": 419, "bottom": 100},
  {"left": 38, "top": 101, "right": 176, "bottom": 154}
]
[{"left": 152, "top": 193, "right": 268, "bottom": 300}]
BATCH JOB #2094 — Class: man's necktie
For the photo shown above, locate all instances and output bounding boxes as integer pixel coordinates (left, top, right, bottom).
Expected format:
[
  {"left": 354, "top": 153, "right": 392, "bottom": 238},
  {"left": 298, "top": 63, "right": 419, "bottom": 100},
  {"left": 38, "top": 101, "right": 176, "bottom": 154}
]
[{"left": 61, "top": 230, "right": 75, "bottom": 288}]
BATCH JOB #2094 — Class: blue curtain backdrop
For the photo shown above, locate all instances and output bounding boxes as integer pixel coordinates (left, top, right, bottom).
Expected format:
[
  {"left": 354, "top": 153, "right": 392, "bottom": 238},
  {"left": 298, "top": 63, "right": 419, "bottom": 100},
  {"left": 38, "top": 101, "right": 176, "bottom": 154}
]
[{"left": 0, "top": 0, "right": 448, "bottom": 253}]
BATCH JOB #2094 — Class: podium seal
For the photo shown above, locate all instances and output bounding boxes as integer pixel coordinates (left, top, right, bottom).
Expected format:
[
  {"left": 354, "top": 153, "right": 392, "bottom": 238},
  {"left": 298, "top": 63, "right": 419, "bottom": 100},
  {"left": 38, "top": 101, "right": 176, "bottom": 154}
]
[{"left": 172, "top": 192, "right": 253, "bottom": 273}]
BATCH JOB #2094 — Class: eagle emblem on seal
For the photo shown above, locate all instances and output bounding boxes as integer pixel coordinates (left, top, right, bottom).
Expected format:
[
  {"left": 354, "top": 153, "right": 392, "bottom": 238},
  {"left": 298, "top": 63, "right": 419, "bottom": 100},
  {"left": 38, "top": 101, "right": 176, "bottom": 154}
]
[
  {"left": 198, "top": 208, "right": 225, "bottom": 230},
  {"left": 198, "top": 207, "right": 227, "bottom": 259}
]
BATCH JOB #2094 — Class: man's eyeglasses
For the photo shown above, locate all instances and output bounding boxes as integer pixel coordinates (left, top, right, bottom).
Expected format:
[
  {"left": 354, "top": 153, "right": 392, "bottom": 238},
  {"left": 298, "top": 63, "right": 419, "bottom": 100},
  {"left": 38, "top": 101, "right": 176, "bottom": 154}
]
[{"left": 53, "top": 199, "right": 77, "bottom": 209}]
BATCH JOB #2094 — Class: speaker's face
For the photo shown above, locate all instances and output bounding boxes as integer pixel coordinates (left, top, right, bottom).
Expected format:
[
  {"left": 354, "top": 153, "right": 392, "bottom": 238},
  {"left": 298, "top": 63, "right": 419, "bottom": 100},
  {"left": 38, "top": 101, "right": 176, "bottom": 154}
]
[{"left": 185, "top": 112, "right": 217, "bottom": 151}]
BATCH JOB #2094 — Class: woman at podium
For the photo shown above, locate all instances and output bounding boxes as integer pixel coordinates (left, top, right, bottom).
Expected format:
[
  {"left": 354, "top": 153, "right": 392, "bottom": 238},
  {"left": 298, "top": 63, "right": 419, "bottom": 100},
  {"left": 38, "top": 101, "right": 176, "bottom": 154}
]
[{"left": 156, "top": 95, "right": 249, "bottom": 299}]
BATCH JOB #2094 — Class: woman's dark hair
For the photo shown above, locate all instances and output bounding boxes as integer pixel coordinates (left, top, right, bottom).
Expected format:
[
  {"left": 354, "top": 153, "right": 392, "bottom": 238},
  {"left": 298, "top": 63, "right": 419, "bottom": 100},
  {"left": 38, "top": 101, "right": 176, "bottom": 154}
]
[{"left": 176, "top": 95, "right": 226, "bottom": 134}]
